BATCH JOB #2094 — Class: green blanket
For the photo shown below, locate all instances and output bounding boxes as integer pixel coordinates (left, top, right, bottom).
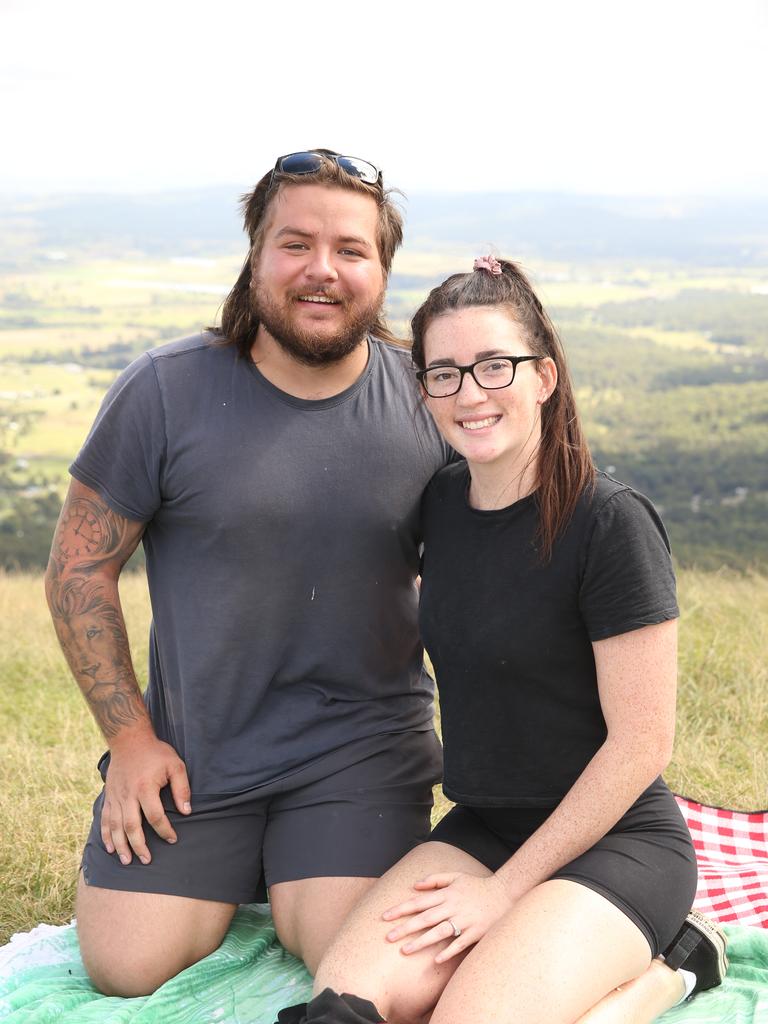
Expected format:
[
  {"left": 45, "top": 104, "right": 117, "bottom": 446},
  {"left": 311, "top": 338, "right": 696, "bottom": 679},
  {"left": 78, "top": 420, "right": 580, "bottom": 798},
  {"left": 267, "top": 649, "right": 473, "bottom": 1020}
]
[
  {"left": 1, "top": 907, "right": 766, "bottom": 1023},
  {"left": 657, "top": 925, "right": 768, "bottom": 1023}
]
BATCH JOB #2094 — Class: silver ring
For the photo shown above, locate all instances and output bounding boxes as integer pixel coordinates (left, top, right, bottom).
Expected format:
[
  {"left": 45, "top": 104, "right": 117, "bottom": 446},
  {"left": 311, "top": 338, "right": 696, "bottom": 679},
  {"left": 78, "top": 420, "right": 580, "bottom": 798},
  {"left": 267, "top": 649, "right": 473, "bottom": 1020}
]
[{"left": 447, "top": 918, "right": 461, "bottom": 939}]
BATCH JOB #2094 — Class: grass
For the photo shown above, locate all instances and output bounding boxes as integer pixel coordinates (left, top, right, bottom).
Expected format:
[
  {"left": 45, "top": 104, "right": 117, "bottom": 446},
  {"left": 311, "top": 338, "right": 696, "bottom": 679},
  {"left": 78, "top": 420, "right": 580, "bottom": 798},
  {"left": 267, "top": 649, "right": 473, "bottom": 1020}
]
[
  {"left": 1, "top": 568, "right": 766, "bottom": 945},
  {"left": 671, "top": 568, "right": 768, "bottom": 807},
  {"left": 0, "top": 571, "right": 149, "bottom": 945}
]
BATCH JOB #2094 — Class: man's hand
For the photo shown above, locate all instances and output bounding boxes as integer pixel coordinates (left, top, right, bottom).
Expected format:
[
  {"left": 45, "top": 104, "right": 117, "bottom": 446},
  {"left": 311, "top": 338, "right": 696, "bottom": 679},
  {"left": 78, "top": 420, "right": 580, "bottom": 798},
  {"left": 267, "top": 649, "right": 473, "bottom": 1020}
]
[{"left": 101, "top": 730, "right": 192, "bottom": 864}]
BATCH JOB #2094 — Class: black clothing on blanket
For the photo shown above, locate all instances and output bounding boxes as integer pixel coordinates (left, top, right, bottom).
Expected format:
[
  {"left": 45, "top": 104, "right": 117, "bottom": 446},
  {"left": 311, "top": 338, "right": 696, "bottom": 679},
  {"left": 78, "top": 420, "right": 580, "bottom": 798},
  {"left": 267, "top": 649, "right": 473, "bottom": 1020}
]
[{"left": 276, "top": 988, "right": 384, "bottom": 1024}]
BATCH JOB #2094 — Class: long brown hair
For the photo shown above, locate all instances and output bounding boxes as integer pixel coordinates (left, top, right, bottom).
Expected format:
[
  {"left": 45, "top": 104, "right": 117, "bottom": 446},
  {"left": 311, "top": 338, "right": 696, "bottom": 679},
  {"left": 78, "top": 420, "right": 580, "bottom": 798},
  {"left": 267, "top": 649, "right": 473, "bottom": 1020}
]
[
  {"left": 411, "top": 259, "right": 595, "bottom": 560},
  {"left": 213, "top": 150, "right": 404, "bottom": 357}
]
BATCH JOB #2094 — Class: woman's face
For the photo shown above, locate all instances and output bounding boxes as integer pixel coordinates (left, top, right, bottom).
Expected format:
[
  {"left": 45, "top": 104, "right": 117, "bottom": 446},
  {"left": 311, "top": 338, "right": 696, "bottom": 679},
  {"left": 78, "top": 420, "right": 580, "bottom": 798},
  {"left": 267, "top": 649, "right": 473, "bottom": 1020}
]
[{"left": 421, "top": 306, "right": 556, "bottom": 475}]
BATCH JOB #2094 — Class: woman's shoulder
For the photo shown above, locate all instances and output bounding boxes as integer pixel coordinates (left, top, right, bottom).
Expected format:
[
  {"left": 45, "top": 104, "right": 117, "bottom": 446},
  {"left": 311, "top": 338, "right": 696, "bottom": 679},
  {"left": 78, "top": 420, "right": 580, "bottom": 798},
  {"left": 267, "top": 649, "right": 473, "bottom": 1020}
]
[
  {"left": 583, "top": 472, "right": 661, "bottom": 523},
  {"left": 590, "top": 471, "right": 634, "bottom": 502},
  {"left": 423, "top": 459, "right": 469, "bottom": 508},
  {"left": 577, "top": 474, "right": 677, "bottom": 638},
  {"left": 579, "top": 472, "right": 672, "bottom": 556}
]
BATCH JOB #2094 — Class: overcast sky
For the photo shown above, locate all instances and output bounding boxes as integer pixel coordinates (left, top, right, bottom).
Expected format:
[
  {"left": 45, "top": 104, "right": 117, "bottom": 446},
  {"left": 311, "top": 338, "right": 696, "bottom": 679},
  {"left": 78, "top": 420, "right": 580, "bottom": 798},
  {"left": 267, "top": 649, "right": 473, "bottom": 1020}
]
[{"left": 2, "top": 0, "right": 766, "bottom": 198}]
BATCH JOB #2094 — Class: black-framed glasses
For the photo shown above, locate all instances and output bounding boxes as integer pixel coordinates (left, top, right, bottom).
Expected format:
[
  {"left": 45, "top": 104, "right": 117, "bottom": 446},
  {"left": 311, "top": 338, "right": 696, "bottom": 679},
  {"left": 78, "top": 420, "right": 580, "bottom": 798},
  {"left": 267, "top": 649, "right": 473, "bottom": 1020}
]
[
  {"left": 270, "top": 151, "right": 382, "bottom": 188},
  {"left": 416, "top": 355, "right": 541, "bottom": 398}
]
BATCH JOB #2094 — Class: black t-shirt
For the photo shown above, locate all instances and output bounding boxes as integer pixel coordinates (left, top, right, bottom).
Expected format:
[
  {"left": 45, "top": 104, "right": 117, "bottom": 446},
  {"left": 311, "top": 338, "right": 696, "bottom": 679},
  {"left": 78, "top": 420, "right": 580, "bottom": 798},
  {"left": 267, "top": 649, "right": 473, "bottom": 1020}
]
[{"left": 419, "top": 466, "right": 678, "bottom": 807}]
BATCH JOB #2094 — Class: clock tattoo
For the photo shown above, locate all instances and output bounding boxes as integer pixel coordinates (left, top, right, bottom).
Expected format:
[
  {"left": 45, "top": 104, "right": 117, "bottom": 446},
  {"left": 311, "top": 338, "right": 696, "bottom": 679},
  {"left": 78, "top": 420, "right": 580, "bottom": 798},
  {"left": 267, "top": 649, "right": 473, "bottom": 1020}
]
[
  {"left": 57, "top": 498, "right": 117, "bottom": 559},
  {"left": 59, "top": 506, "right": 105, "bottom": 557}
]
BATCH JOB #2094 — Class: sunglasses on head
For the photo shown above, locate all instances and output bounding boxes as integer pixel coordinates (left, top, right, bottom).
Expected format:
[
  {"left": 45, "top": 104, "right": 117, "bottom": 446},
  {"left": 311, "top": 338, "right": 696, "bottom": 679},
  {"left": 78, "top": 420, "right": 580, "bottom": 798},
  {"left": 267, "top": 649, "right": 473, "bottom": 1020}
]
[{"left": 270, "top": 151, "right": 382, "bottom": 188}]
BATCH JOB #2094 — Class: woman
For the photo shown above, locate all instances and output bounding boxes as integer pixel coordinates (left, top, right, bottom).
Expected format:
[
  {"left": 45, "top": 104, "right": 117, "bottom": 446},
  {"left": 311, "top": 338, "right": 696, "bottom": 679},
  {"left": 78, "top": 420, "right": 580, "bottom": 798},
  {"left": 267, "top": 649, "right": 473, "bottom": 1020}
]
[{"left": 276, "top": 257, "right": 727, "bottom": 1024}]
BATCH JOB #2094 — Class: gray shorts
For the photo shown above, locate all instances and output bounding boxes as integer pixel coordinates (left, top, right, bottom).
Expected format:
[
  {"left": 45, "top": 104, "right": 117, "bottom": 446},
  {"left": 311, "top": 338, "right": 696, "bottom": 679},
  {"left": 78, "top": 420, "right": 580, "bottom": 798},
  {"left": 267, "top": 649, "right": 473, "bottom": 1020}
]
[{"left": 82, "top": 729, "right": 442, "bottom": 904}]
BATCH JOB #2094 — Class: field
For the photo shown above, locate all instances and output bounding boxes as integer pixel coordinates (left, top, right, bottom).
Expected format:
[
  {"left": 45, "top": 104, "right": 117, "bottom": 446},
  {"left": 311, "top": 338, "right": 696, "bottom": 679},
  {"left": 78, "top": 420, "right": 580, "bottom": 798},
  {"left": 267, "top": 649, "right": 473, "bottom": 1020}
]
[
  {"left": 2, "top": 241, "right": 767, "bottom": 571},
  {"left": 0, "top": 255, "right": 239, "bottom": 493},
  {"left": 1, "top": 567, "right": 766, "bottom": 946}
]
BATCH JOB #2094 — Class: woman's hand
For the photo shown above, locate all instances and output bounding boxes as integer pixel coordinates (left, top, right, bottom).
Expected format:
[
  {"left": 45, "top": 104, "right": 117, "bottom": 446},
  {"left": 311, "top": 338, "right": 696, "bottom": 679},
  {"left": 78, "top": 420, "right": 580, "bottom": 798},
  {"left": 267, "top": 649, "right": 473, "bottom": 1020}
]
[{"left": 381, "top": 871, "right": 514, "bottom": 962}]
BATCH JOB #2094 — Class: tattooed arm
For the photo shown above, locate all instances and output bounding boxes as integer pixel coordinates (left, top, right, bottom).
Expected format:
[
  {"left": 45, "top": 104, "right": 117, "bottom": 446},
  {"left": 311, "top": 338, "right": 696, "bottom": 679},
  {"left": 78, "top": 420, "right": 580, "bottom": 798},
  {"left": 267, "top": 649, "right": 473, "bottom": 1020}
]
[{"left": 45, "top": 478, "right": 191, "bottom": 865}]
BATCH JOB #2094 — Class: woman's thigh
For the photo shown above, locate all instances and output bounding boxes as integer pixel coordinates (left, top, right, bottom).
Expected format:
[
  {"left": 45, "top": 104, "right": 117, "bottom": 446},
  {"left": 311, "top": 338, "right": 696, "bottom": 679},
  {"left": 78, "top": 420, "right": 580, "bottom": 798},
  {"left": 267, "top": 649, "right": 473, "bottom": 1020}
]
[
  {"left": 315, "top": 841, "right": 491, "bottom": 1024},
  {"left": 431, "top": 878, "right": 653, "bottom": 1024},
  {"left": 434, "top": 784, "right": 697, "bottom": 957}
]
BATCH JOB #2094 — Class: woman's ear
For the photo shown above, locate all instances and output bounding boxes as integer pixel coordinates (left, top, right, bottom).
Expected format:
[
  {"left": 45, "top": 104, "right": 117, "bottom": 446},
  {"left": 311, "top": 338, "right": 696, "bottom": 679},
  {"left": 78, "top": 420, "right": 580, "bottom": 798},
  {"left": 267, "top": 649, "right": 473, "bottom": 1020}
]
[{"left": 537, "top": 357, "right": 558, "bottom": 404}]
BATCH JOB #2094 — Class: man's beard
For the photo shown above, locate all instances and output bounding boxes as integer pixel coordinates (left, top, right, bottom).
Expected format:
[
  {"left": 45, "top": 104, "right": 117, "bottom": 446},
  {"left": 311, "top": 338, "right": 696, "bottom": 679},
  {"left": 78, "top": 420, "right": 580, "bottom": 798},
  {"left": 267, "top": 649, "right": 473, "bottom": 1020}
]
[{"left": 250, "top": 276, "right": 385, "bottom": 367}]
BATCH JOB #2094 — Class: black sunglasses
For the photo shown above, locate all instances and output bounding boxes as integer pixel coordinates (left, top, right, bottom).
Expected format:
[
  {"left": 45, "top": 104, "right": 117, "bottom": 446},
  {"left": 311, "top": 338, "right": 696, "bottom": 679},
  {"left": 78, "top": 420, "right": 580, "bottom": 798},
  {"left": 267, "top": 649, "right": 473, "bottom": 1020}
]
[{"left": 270, "top": 151, "right": 382, "bottom": 188}]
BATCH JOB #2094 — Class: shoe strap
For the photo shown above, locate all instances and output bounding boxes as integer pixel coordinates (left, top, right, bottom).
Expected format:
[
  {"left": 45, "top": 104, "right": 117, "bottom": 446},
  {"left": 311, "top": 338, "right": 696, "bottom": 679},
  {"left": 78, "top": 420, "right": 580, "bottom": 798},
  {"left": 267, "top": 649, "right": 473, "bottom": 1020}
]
[{"left": 664, "top": 927, "right": 702, "bottom": 971}]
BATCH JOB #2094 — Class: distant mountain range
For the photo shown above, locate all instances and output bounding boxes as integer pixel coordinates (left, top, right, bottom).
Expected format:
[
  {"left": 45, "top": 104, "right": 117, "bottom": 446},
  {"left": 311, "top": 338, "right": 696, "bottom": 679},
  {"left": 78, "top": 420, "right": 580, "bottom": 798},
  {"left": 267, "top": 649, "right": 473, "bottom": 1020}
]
[{"left": 2, "top": 189, "right": 768, "bottom": 265}]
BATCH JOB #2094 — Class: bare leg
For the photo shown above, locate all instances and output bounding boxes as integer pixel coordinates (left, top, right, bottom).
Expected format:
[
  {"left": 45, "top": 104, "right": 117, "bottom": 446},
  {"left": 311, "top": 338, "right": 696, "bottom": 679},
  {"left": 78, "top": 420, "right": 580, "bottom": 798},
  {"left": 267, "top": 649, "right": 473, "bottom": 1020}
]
[
  {"left": 430, "top": 879, "right": 655, "bottom": 1024},
  {"left": 575, "top": 960, "right": 685, "bottom": 1024},
  {"left": 76, "top": 872, "right": 236, "bottom": 996},
  {"left": 315, "top": 843, "right": 492, "bottom": 1024},
  {"left": 270, "top": 876, "right": 378, "bottom": 974},
  {"left": 311, "top": 861, "right": 685, "bottom": 1024}
]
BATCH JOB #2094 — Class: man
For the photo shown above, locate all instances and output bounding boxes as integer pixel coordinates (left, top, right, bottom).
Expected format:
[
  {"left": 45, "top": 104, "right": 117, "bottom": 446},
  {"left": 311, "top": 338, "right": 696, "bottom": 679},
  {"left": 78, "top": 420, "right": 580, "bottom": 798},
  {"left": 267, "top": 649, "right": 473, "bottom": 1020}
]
[{"left": 45, "top": 150, "right": 451, "bottom": 997}]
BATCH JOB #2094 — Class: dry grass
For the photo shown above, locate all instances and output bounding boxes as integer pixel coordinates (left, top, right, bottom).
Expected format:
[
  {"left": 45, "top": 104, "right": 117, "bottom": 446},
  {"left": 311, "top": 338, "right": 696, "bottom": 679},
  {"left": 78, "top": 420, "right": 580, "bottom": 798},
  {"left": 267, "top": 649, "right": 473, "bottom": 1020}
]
[
  {"left": 0, "top": 570, "right": 149, "bottom": 944},
  {"left": 1, "top": 568, "right": 766, "bottom": 944},
  {"left": 669, "top": 567, "right": 768, "bottom": 808}
]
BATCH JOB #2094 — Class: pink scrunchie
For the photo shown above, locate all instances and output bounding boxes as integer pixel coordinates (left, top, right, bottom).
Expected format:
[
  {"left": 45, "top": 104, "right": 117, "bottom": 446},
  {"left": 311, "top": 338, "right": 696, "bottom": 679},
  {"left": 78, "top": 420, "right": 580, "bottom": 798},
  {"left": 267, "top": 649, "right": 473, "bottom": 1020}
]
[{"left": 473, "top": 255, "right": 502, "bottom": 276}]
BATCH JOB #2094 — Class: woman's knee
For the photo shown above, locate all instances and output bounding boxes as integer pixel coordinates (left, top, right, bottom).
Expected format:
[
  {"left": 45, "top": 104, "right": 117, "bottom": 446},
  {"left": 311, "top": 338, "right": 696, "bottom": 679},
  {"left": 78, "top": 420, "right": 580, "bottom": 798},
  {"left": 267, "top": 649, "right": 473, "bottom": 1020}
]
[
  {"left": 313, "top": 843, "right": 480, "bottom": 1018},
  {"left": 316, "top": 932, "right": 459, "bottom": 1023}
]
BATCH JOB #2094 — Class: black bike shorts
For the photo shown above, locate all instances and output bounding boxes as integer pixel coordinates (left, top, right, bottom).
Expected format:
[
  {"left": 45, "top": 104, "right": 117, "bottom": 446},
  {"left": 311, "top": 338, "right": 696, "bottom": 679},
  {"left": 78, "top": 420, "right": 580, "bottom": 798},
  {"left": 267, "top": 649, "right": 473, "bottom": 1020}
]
[{"left": 430, "top": 778, "right": 697, "bottom": 956}]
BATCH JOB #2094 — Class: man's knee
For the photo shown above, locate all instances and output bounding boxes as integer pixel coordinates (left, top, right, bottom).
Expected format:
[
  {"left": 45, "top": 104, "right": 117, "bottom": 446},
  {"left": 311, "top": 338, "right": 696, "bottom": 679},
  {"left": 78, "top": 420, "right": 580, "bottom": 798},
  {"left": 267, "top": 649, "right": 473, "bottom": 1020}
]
[
  {"left": 79, "top": 939, "right": 193, "bottom": 998},
  {"left": 271, "top": 876, "right": 376, "bottom": 972},
  {"left": 76, "top": 874, "right": 235, "bottom": 996}
]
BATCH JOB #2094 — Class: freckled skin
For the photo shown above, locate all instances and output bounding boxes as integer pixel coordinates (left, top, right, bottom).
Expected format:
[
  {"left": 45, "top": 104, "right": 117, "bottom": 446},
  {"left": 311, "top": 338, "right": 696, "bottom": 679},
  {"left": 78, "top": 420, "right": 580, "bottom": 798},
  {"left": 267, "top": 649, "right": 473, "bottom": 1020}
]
[{"left": 422, "top": 307, "right": 557, "bottom": 509}]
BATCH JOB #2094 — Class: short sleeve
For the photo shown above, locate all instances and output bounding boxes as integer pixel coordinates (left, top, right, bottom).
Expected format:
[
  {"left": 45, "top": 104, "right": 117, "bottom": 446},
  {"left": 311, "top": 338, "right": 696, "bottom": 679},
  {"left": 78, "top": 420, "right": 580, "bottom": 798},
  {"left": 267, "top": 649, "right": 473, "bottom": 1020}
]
[
  {"left": 579, "top": 487, "right": 678, "bottom": 641},
  {"left": 70, "top": 353, "right": 166, "bottom": 522}
]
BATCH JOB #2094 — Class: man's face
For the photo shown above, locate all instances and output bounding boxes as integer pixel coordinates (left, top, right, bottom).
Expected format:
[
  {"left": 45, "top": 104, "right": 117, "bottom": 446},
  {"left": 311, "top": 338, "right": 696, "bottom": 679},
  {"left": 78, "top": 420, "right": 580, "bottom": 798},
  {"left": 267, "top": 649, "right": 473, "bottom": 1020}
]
[{"left": 250, "top": 184, "right": 385, "bottom": 366}]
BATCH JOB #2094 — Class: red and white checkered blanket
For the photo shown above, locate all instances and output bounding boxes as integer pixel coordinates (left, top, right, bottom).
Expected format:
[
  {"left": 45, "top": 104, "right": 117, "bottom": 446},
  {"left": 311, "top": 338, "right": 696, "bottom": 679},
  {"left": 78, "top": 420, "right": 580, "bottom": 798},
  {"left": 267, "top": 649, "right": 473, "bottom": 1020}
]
[{"left": 677, "top": 795, "right": 768, "bottom": 928}]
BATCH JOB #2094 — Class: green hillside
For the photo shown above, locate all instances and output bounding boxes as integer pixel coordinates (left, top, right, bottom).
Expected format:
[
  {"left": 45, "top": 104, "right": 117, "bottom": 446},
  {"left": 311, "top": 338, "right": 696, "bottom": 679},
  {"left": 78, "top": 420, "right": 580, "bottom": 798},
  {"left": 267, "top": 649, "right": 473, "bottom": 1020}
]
[{"left": 1, "top": 192, "right": 767, "bottom": 570}]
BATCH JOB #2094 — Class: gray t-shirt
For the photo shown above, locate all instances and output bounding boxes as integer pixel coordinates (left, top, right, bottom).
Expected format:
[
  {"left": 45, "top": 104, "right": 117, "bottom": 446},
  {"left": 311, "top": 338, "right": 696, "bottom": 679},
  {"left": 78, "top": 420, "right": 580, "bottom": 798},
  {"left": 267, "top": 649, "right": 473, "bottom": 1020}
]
[{"left": 71, "top": 333, "right": 452, "bottom": 796}]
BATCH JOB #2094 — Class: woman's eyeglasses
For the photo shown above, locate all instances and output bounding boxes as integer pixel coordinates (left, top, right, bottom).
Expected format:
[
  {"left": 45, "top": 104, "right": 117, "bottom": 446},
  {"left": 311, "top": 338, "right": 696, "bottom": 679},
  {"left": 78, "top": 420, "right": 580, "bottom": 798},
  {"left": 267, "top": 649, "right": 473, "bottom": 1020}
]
[{"left": 416, "top": 356, "right": 541, "bottom": 398}]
